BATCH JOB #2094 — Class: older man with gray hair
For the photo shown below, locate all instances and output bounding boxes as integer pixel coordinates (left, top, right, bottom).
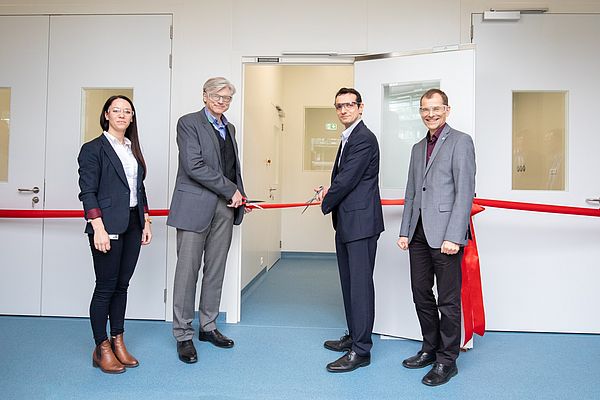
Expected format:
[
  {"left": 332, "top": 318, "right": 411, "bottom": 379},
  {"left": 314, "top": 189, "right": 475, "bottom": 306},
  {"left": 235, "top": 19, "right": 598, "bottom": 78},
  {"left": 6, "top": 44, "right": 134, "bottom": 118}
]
[{"left": 167, "top": 77, "right": 248, "bottom": 364}]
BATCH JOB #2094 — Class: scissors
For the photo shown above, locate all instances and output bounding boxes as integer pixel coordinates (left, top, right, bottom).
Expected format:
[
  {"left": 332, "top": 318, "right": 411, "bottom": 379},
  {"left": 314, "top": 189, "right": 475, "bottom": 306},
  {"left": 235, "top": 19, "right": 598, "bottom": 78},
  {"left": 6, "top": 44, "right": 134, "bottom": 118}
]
[
  {"left": 241, "top": 198, "right": 265, "bottom": 209},
  {"left": 301, "top": 186, "right": 323, "bottom": 214},
  {"left": 229, "top": 198, "right": 265, "bottom": 209},
  {"left": 241, "top": 198, "right": 265, "bottom": 205}
]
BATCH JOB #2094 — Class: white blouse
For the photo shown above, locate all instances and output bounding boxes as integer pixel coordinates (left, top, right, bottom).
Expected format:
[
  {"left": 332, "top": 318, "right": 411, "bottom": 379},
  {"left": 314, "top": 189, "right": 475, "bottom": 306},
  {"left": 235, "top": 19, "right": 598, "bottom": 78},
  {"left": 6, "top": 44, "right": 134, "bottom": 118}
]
[{"left": 103, "top": 131, "right": 139, "bottom": 207}]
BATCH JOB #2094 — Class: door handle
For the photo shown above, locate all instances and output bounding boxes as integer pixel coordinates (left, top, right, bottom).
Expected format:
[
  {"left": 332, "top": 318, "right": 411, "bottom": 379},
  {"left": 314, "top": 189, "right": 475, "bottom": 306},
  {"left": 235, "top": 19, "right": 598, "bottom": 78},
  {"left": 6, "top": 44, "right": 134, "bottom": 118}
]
[
  {"left": 18, "top": 186, "right": 40, "bottom": 194},
  {"left": 585, "top": 197, "right": 600, "bottom": 204},
  {"left": 268, "top": 187, "right": 277, "bottom": 200}
]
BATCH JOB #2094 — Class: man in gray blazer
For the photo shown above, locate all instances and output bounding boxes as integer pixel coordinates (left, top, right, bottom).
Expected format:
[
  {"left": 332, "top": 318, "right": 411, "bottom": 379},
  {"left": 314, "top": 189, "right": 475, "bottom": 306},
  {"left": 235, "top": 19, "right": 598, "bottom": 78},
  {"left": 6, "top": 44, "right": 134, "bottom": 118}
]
[
  {"left": 397, "top": 89, "right": 476, "bottom": 386},
  {"left": 167, "top": 77, "right": 247, "bottom": 364}
]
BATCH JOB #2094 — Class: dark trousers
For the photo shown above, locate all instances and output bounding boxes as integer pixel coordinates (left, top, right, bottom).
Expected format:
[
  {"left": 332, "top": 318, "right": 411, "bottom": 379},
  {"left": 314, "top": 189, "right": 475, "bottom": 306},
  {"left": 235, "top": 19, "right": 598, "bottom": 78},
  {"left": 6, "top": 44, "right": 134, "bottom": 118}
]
[
  {"left": 88, "top": 208, "right": 142, "bottom": 345},
  {"left": 335, "top": 233, "right": 379, "bottom": 357},
  {"left": 408, "top": 217, "right": 462, "bottom": 365}
]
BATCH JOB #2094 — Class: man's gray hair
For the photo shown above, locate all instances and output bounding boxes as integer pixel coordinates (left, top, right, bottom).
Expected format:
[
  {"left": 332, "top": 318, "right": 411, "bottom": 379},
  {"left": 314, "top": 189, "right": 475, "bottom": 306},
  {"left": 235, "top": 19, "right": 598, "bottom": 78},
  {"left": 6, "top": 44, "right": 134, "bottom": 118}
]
[{"left": 203, "top": 77, "right": 236, "bottom": 95}]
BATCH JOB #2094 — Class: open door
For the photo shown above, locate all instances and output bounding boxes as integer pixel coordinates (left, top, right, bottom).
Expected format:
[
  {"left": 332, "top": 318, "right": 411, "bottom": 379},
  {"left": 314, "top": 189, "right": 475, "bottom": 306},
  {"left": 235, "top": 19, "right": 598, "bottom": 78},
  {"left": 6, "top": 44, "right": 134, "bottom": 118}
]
[{"left": 354, "top": 47, "right": 475, "bottom": 340}]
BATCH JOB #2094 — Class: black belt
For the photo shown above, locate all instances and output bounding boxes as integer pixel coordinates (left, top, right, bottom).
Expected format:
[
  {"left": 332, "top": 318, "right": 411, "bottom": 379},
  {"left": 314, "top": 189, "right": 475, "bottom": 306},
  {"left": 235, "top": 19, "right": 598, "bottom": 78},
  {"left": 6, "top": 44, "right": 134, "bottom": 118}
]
[{"left": 129, "top": 206, "right": 138, "bottom": 211}]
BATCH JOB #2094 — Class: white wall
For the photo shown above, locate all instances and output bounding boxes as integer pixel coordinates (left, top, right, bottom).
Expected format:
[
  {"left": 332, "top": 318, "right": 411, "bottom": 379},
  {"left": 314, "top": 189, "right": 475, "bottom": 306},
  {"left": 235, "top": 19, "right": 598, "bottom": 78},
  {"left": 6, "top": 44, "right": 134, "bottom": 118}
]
[
  {"left": 0, "top": 0, "right": 465, "bottom": 323},
  {"left": 241, "top": 64, "right": 283, "bottom": 288},
  {"left": 3, "top": 0, "right": 600, "bottom": 326},
  {"left": 459, "top": 0, "right": 600, "bottom": 43},
  {"left": 280, "top": 65, "right": 353, "bottom": 252},
  {"left": 240, "top": 64, "right": 352, "bottom": 289}
]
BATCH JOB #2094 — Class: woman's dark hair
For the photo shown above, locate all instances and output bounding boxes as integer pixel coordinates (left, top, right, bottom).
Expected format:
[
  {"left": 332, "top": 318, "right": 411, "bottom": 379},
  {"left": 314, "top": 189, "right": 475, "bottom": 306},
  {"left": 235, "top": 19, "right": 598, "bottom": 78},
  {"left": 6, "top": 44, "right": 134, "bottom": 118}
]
[{"left": 100, "top": 95, "right": 147, "bottom": 178}]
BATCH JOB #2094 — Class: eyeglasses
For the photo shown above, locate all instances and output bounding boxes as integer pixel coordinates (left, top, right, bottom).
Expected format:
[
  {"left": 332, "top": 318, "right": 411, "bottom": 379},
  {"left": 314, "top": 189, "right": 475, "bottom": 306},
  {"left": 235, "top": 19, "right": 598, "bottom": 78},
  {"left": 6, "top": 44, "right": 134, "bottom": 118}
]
[
  {"left": 334, "top": 102, "right": 360, "bottom": 111},
  {"left": 109, "top": 107, "right": 134, "bottom": 116},
  {"left": 418, "top": 105, "right": 448, "bottom": 115},
  {"left": 207, "top": 93, "right": 233, "bottom": 103}
]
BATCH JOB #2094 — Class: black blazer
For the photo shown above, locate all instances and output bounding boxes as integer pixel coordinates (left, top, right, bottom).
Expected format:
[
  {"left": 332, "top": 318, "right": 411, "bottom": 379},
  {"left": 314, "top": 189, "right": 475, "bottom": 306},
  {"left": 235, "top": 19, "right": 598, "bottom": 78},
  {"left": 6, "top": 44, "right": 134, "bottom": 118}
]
[
  {"left": 77, "top": 134, "right": 148, "bottom": 235},
  {"left": 321, "top": 121, "right": 384, "bottom": 243}
]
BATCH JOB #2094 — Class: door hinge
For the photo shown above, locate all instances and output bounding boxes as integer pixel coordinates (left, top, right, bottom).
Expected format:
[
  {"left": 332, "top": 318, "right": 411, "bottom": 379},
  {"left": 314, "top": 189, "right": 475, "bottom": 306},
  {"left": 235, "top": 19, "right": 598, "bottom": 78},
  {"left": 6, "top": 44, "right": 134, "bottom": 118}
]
[
  {"left": 169, "top": 54, "right": 172, "bottom": 69},
  {"left": 164, "top": 288, "right": 167, "bottom": 303},
  {"left": 170, "top": 25, "right": 173, "bottom": 39},
  {"left": 279, "top": 240, "right": 282, "bottom": 249}
]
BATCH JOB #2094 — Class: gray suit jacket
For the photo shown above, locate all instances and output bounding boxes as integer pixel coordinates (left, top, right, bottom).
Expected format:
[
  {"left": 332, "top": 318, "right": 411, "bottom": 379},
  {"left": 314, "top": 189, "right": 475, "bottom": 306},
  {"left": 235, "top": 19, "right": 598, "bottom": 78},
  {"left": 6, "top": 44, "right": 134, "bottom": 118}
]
[
  {"left": 399, "top": 124, "right": 476, "bottom": 248},
  {"left": 167, "top": 108, "right": 246, "bottom": 233}
]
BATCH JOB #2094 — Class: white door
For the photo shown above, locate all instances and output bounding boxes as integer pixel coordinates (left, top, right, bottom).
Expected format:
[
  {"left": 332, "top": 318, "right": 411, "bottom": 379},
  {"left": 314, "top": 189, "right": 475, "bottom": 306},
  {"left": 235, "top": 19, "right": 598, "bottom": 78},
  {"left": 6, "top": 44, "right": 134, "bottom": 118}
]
[
  {"left": 240, "top": 64, "right": 282, "bottom": 289},
  {"left": 40, "top": 15, "right": 172, "bottom": 318},
  {"left": 354, "top": 48, "right": 475, "bottom": 340},
  {"left": 266, "top": 120, "right": 282, "bottom": 269},
  {"left": 473, "top": 14, "right": 600, "bottom": 333},
  {"left": 0, "top": 16, "right": 49, "bottom": 315}
]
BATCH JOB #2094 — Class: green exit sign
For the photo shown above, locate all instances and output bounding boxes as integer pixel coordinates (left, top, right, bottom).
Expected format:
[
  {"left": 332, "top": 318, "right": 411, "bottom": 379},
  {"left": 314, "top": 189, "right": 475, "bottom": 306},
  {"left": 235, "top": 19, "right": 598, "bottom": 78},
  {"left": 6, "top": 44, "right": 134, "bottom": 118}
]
[{"left": 325, "top": 123, "right": 338, "bottom": 130}]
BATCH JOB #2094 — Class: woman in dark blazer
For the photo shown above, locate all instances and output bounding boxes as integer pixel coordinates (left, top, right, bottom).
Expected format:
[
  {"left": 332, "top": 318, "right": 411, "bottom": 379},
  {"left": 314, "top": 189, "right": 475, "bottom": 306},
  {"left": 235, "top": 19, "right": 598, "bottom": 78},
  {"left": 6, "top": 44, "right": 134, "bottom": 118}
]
[{"left": 77, "top": 95, "right": 152, "bottom": 374}]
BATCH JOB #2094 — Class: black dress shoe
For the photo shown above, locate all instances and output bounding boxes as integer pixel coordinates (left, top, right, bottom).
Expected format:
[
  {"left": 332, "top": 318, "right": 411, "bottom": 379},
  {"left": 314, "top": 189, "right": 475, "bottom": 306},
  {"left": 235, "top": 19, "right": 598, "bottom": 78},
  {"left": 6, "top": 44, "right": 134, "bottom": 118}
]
[
  {"left": 422, "top": 362, "right": 458, "bottom": 386},
  {"left": 402, "top": 351, "right": 436, "bottom": 369},
  {"left": 324, "top": 333, "right": 353, "bottom": 352},
  {"left": 177, "top": 340, "right": 197, "bottom": 364},
  {"left": 198, "top": 329, "right": 234, "bottom": 348},
  {"left": 326, "top": 350, "right": 371, "bottom": 373}
]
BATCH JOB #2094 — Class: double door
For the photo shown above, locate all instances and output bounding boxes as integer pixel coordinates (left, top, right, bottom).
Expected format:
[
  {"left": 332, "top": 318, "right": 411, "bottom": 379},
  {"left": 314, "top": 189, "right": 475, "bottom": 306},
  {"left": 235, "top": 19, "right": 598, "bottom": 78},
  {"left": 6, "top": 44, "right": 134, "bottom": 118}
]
[{"left": 0, "top": 15, "right": 171, "bottom": 319}]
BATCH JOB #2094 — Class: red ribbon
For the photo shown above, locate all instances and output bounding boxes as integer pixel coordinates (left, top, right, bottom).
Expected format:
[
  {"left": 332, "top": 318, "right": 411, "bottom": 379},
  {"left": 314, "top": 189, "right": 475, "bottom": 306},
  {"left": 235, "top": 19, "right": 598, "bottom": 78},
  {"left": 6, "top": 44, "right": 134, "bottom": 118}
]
[
  {"left": 474, "top": 198, "right": 600, "bottom": 217},
  {"left": 462, "top": 204, "right": 486, "bottom": 344},
  {"left": 381, "top": 199, "right": 486, "bottom": 344},
  {"left": 3, "top": 198, "right": 599, "bottom": 345},
  {"left": 2, "top": 198, "right": 599, "bottom": 217}
]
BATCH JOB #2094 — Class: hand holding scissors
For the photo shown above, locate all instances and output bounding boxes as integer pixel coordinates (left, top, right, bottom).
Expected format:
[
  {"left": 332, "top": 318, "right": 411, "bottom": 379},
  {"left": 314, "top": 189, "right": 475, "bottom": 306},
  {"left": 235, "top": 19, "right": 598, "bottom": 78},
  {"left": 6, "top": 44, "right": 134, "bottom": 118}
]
[
  {"left": 241, "top": 197, "right": 265, "bottom": 213},
  {"left": 301, "top": 185, "right": 325, "bottom": 214},
  {"left": 315, "top": 186, "right": 328, "bottom": 202}
]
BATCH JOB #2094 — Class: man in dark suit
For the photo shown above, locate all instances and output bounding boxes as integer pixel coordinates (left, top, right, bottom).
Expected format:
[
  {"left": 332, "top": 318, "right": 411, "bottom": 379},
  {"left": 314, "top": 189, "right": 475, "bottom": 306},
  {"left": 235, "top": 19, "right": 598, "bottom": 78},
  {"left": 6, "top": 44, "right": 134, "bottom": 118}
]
[
  {"left": 397, "top": 89, "right": 476, "bottom": 386},
  {"left": 317, "top": 87, "right": 384, "bottom": 373},
  {"left": 167, "top": 77, "right": 247, "bottom": 364}
]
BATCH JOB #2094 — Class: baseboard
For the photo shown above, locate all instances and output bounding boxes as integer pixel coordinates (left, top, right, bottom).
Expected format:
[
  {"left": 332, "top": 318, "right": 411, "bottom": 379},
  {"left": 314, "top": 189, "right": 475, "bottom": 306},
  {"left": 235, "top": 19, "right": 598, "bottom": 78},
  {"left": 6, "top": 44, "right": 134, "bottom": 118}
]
[
  {"left": 217, "top": 312, "right": 227, "bottom": 323},
  {"left": 240, "top": 252, "right": 336, "bottom": 303},
  {"left": 241, "top": 265, "right": 268, "bottom": 302},
  {"left": 281, "top": 251, "right": 336, "bottom": 260}
]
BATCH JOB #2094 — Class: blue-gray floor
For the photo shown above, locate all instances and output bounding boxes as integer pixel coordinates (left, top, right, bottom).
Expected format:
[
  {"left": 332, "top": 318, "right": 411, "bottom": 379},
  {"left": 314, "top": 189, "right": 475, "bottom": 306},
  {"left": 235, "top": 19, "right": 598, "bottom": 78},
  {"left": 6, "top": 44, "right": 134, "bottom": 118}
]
[{"left": 1, "top": 256, "right": 600, "bottom": 399}]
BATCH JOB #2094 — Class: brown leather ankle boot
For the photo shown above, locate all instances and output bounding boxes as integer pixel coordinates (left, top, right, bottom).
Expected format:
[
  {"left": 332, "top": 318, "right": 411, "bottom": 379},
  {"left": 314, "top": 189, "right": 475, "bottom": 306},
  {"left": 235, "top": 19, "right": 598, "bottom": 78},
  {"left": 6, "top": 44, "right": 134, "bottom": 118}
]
[
  {"left": 92, "top": 339, "right": 126, "bottom": 374},
  {"left": 111, "top": 333, "right": 139, "bottom": 367}
]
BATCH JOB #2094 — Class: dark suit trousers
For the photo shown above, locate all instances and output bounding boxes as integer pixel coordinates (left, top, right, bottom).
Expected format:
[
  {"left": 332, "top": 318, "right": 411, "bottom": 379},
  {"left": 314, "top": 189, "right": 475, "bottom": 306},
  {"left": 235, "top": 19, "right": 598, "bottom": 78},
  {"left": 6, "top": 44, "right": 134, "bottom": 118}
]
[
  {"left": 408, "top": 217, "right": 462, "bottom": 365},
  {"left": 335, "top": 233, "right": 379, "bottom": 357},
  {"left": 88, "top": 208, "right": 142, "bottom": 345}
]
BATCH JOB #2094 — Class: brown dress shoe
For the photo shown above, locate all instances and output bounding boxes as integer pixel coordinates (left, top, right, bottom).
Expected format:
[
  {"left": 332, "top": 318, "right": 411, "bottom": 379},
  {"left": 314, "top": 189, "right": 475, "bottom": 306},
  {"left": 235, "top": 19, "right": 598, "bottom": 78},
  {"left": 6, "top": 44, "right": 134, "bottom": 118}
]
[
  {"left": 92, "top": 340, "right": 125, "bottom": 374},
  {"left": 111, "top": 333, "right": 139, "bottom": 368}
]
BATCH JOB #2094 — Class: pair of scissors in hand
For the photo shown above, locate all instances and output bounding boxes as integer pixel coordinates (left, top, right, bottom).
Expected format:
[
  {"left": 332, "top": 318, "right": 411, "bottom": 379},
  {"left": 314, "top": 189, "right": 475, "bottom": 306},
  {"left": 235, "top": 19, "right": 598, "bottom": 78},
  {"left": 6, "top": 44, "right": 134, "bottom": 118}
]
[
  {"left": 241, "top": 198, "right": 265, "bottom": 209},
  {"left": 301, "top": 186, "right": 323, "bottom": 214}
]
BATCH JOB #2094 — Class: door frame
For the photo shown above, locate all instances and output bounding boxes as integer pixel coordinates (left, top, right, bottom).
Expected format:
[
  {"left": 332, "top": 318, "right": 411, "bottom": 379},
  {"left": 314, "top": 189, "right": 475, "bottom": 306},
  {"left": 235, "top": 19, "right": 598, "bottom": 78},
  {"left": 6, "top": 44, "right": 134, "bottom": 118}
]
[{"left": 235, "top": 55, "right": 354, "bottom": 321}]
